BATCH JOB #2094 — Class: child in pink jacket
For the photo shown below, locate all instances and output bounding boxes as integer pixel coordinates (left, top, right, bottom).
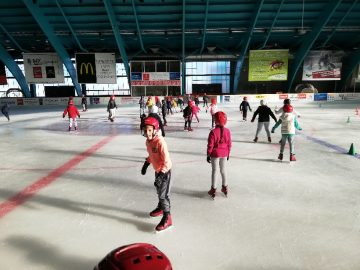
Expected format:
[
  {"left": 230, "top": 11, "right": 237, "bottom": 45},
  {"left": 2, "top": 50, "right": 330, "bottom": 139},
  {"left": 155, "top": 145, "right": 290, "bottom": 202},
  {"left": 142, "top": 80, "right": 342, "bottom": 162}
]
[{"left": 207, "top": 111, "right": 232, "bottom": 199}]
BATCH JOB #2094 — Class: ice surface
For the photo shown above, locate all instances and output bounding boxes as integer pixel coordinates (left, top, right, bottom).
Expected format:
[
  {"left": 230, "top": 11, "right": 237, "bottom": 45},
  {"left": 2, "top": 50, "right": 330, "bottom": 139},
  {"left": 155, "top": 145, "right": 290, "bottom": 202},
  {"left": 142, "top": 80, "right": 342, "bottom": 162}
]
[{"left": 0, "top": 100, "right": 360, "bottom": 270}]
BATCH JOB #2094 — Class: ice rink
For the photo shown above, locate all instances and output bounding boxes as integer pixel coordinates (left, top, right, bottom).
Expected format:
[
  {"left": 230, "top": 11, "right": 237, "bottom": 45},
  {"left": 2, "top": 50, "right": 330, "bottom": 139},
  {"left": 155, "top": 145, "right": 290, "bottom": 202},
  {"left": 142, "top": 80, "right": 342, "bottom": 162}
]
[{"left": 1, "top": 100, "right": 360, "bottom": 270}]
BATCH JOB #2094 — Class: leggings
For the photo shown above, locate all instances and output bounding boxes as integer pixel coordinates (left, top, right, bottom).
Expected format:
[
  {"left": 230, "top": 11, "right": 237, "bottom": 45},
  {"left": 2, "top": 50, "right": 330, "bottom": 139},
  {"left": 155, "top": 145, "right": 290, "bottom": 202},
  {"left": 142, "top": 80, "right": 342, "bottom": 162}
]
[
  {"left": 255, "top": 122, "right": 271, "bottom": 137},
  {"left": 280, "top": 134, "right": 295, "bottom": 154},
  {"left": 211, "top": 157, "right": 227, "bottom": 188}
]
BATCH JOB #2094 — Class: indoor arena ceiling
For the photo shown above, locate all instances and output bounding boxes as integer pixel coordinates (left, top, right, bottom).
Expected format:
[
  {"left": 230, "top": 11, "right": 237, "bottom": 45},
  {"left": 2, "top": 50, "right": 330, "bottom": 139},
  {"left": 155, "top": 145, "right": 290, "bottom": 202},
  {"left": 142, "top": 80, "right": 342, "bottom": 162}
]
[{"left": 0, "top": 0, "right": 360, "bottom": 60}]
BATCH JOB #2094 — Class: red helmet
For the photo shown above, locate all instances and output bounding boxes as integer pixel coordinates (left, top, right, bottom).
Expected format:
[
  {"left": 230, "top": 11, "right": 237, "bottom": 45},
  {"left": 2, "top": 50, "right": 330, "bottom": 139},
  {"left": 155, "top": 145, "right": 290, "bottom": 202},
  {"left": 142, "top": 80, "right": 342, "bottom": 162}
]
[
  {"left": 94, "top": 243, "right": 172, "bottom": 270},
  {"left": 111, "top": 95, "right": 115, "bottom": 100},
  {"left": 68, "top": 100, "right": 74, "bottom": 105},
  {"left": 189, "top": 100, "right": 195, "bottom": 107},
  {"left": 283, "top": 104, "right": 293, "bottom": 113},
  {"left": 214, "top": 111, "right": 227, "bottom": 126},
  {"left": 144, "top": 116, "right": 159, "bottom": 130},
  {"left": 211, "top": 98, "right": 217, "bottom": 105}
]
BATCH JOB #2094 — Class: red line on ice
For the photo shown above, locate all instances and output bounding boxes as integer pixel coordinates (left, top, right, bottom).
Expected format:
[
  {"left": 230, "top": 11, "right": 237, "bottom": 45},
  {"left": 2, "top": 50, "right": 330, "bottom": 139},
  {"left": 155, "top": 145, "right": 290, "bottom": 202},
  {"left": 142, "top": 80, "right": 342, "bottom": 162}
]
[{"left": 0, "top": 135, "right": 115, "bottom": 218}]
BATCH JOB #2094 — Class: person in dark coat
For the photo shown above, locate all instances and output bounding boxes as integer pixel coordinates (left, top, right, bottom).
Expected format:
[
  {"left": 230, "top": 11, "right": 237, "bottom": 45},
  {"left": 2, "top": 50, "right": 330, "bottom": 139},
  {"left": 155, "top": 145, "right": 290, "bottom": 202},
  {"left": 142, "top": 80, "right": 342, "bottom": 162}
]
[{"left": 251, "top": 100, "right": 277, "bottom": 143}]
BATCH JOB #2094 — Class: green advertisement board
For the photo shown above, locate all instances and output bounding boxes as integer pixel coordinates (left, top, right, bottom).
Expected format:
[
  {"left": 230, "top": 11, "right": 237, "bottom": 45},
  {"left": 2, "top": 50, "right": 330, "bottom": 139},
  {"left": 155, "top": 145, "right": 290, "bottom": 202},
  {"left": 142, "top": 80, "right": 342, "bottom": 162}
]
[{"left": 248, "top": 49, "right": 288, "bottom": 81}]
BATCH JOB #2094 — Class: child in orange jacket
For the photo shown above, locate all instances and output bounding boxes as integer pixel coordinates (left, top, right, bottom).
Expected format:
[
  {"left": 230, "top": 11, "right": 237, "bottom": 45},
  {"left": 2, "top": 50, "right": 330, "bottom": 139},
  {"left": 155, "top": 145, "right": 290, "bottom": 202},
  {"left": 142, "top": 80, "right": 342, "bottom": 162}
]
[{"left": 141, "top": 116, "right": 173, "bottom": 232}]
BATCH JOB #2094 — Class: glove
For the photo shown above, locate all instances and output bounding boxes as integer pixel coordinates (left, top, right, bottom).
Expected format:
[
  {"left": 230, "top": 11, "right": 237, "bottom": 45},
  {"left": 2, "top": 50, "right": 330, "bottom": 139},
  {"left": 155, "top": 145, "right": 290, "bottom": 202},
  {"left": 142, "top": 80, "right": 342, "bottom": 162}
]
[
  {"left": 78, "top": 115, "right": 80, "bottom": 118},
  {"left": 271, "top": 127, "right": 275, "bottom": 133},
  {"left": 141, "top": 161, "right": 150, "bottom": 175},
  {"left": 251, "top": 119, "right": 254, "bottom": 122},
  {"left": 227, "top": 156, "right": 229, "bottom": 161},
  {"left": 207, "top": 156, "right": 211, "bottom": 163}
]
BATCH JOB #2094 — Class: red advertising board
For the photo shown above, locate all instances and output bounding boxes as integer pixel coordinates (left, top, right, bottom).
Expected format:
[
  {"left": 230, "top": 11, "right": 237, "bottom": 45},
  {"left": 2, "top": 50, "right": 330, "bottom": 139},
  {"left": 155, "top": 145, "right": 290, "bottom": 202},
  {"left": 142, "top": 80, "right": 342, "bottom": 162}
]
[
  {"left": 297, "top": 93, "right": 306, "bottom": 99},
  {"left": 279, "top": 94, "right": 288, "bottom": 99}
]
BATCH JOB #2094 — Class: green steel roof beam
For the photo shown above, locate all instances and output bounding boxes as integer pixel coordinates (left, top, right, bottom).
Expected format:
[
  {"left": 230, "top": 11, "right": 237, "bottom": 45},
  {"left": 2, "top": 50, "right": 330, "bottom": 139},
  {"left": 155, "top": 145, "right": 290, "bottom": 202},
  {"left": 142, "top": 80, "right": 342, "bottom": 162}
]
[
  {"left": 103, "top": 0, "right": 130, "bottom": 86},
  {"left": 0, "top": 43, "right": 31, "bottom": 97},
  {"left": 54, "top": 0, "right": 88, "bottom": 52},
  {"left": 336, "top": 48, "right": 360, "bottom": 91},
  {"left": 131, "top": 0, "right": 146, "bottom": 54},
  {"left": 233, "top": 0, "right": 265, "bottom": 94},
  {"left": 181, "top": 0, "right": 186, "bottom": 95},
  {"left": 0, "top": 24, "right": 29, "bottom": 53},
  {"left": 22, "top": 0, "right": 82, "bottom": 96},
  {"left": 259, "top": 0, "right": 285, "bottom": 49},
  {"left": 199, "top": 0, "right": 210, "bottom": 54},
  {"left": 321, "top": 0, "right": 358, "bottom": 48},
  {"left": 286, "top": 0, "right": 342, "bottom": 92}
]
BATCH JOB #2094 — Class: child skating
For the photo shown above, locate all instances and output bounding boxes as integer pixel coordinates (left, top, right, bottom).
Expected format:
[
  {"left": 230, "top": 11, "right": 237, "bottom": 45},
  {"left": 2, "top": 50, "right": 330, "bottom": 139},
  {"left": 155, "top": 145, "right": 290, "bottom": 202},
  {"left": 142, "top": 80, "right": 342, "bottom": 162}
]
[
  {"left": 107, "top": 95, "right": 117, "bottom": 122},
  {"left": 251, "top": 100, "right": 277, "bottom": 143},
  {"left": 191, "top": 100, "right": 200, "bottom": 123},
  {"left": 141, "top": 116, "right": 173, "bottom": 232},
  {"left": 207, "top": 111, "right": 232, "bottom": 199},
  {"left": 239, "top": 97, "right": 252, "bottom": 121},
  {"left": 271, "top": 104, "right": 302, "bottom": 161},
  {"left": 207, "top": 98, "right": 218, "bottom": 129},
  {"left": 183, "top": 101, "right": 193, "bottom": 131},
  {"left": 63, "top": 100, "right": 80, "bottom": 131},
  {"left": 81, "top": 94, "right": 88, "bottom": 112}
]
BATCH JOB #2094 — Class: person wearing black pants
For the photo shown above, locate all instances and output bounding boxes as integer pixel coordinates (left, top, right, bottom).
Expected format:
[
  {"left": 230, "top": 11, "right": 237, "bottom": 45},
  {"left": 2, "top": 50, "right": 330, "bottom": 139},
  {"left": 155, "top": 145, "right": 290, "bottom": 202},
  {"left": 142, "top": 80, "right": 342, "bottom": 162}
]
[
  {"left": 161, "top": 100, "right": 167, "bottom": 126},
  {"left": 183, "top": 103, "right": 193, "bottom": 131}
]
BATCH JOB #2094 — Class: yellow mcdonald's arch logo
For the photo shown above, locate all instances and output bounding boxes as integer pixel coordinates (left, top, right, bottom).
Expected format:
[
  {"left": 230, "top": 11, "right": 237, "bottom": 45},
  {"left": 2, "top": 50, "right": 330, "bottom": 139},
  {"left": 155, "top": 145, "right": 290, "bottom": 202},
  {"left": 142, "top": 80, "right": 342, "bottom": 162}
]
[{"left": 80, "top": 62, "right": 94, "bottom": 75}]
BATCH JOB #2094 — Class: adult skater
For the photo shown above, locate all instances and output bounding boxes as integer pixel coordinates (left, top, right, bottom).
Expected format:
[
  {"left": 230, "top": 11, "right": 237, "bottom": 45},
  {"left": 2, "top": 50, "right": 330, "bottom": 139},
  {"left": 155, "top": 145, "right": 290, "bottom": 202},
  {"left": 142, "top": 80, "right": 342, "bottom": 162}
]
[
  {"left": 271, "top": 104, "right": 302, "bottom": 161},
  {"left": 207, "top": 111, "right": 232, "bottom": 199},
  {"left": 251, "top": 100, "right": 277, "bottom": 143},
  {"left": 1, "top": 103, "right": 10, "bottom": 121},
  {"left": 107, "top": 95, "right": 117, "bottom": 122},
  {"left": 239, "top": 97, "right": 252, "bottom": 121},
  {"left": 141, "top": 116, "right": 173, "bottom": 232},
  {"left": 63, "top": 100, "right": 80, "bottom": 131}
]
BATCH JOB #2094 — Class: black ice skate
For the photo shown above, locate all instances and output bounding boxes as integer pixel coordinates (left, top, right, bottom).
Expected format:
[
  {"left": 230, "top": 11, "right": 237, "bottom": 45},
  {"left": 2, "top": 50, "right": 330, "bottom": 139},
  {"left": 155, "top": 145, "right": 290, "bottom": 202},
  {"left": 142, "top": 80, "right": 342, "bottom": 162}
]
[{"left": 278, "top": 153, "right": 283, "bottom": 161}]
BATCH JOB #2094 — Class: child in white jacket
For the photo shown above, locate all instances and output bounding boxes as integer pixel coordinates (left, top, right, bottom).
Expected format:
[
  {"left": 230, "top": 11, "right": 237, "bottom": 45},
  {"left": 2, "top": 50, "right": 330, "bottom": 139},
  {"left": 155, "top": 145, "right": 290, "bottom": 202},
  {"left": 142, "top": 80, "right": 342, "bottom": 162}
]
[{"left": 271, "top": 104, "right": 302, "bottom": 161}]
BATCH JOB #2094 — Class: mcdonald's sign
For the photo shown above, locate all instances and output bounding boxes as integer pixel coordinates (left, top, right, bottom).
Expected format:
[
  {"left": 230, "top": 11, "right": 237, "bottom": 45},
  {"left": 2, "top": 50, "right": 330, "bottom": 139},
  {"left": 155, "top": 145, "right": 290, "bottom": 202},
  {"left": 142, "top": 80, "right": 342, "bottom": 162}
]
[
  {"left": 76, "top": 53, "right": 96, "bottom": 83},
  {"left": 80, "top": 62, "right": 94, "bottom": 75}
]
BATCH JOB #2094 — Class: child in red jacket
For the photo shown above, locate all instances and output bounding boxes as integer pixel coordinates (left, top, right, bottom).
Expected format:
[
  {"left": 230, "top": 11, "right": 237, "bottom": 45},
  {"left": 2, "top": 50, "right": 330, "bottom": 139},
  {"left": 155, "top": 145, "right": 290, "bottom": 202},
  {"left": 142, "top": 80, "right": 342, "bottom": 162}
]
[
  {"left": 207, "top": 111, "right": 232, "bottom": 199},
  {"left": 63, "top": 100, "right": 80, "bottom": 131}
]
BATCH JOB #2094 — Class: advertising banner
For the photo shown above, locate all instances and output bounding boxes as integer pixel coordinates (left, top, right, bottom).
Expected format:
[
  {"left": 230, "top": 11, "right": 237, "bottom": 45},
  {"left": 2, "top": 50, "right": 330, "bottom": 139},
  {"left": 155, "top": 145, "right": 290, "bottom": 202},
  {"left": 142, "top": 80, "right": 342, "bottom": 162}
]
[
  {"left": 0, "top": 61, "right": 7, "bottom": 85},
  {"left": 314, "top": 93, "right": 328, "bottom": 101},
  {"left": 130, "top": 72, "right": 181, "bottom": 86},
  {"left": 76, "top": 53, "right": 116, "bottom": 84},
  {"left": 23, "top": 53, "right": 64, "bottom": 83},
  {"left": 302, "top": 51, "right": 343, "bottom": 81},
  {"left": 248, "top": 49, "right": 288, "bottom": 81}
]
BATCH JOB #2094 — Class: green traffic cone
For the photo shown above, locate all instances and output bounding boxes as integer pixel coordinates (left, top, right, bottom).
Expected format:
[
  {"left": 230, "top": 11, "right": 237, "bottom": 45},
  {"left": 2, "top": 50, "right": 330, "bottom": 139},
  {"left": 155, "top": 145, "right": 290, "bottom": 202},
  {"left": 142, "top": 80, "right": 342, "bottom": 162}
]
[
  {"left": 347, "top": 116, "right": 351, "bottom": 123},
  {"left": 348, "top": 143, "right": 357, "bottom": 156}
]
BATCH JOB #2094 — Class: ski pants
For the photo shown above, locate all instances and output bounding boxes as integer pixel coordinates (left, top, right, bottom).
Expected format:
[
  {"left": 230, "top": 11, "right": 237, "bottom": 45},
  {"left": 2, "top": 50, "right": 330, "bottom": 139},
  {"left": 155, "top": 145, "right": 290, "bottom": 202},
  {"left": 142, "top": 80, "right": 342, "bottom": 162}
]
[
  {"left": 211, "top": 157, "right": 227, "bottom": 188},
  {"left": 184, "top": 117, "right": 192, "bottom": 128},
  {"left": 242, "top": 110, "right": 248, "bottom": 120},
  {"left": 154, "top": 170, "right": 172, "bottom": 213},
  {"left": 280, "top": 134, "right": 295, "bottom": 154},
  {"left": 109, "top": 108, "right": 116, "bottom": 119},
  {"left": 255, "top": 121, "right": 271, "bottom": 137},
  {"left": 69, "top": 118, "right": 77, "bottom": 128}
]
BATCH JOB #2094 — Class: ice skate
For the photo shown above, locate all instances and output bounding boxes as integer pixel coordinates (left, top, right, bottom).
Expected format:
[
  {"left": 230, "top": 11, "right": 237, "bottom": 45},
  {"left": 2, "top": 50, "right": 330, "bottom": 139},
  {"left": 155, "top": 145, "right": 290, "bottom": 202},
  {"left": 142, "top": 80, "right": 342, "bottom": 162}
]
[
  {"left": 278, "top": 153, "right": 283, "bottom": 161},
  {"left": 75, "top": 127, "right": 77, "bottom": 131},
  {"left": 149, "top": 207, "right": 163, "bottom": 217},
  {"left": 68, "top": 126, "right": 71, "bottom": 132},
  {"left": 188, "top": 127, "right": 193, "bottom": 132},
  {"left": 208, "top": 187, "right": 216, "bottom": 200},
  {"left": 290, "top": 154, "right": 296, "bottom": 162},
  {"left": 221, "top": 185, "right": 228, "bottom": 197},
  {"left": 268, "top": 137, "right": 271, "bottom": 143},
  {"left": 155, "top": 213, "right": 172, "bottom": 232},
  {"left": 184, "top": 127, "right": 188, "bottom": 131},
  {"left": 253, "top": 137, "right": 258, "bottom": 143}
]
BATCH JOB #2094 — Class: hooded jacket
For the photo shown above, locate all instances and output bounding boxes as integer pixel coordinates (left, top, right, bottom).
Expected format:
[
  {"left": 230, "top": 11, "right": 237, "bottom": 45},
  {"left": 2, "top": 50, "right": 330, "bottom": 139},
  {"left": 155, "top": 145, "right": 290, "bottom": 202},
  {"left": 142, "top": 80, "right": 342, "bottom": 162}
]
[{"left": 207, "top": 126, "right": 232, "bottom": 158}]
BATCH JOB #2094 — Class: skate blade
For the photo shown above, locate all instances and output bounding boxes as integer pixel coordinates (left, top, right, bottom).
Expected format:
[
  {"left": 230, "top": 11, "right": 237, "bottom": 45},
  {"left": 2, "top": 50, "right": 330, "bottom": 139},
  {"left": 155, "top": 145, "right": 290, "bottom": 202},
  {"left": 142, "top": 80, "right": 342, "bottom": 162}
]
[{"left": 155, "top": 225, "right": 173, "bottom": 233}]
